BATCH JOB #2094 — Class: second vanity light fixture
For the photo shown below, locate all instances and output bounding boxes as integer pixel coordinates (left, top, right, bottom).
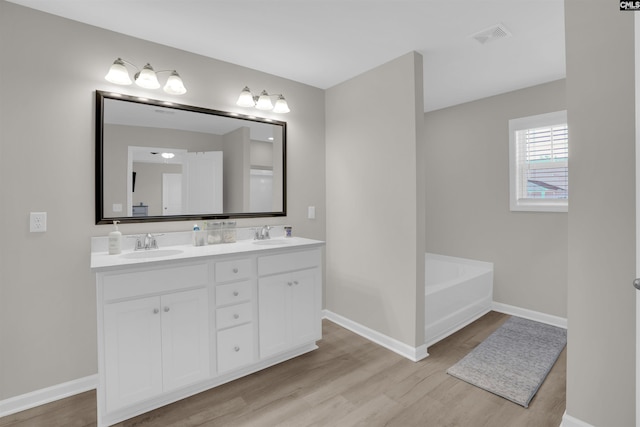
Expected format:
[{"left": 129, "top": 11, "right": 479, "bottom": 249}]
[
  {"left": 236, "top": 86, "right": 290, "bottom": 113},
  {"left": 105, "top": 58, "right": 187, "bottom": 95}
]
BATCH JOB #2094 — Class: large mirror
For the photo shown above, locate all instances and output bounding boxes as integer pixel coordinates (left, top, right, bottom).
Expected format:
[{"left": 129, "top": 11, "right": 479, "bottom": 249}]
[{"left": 95, "top": 91, "right": 286, "bottom": 224}]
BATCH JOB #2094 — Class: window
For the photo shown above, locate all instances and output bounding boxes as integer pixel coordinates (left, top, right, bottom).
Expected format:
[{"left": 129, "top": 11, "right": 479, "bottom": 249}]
[{"left": 509, "top": 111, "right": 568, "bottom": 212}]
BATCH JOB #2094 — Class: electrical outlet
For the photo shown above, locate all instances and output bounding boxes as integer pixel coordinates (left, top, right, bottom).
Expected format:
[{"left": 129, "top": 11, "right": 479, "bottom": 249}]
[{"left": 30, "top": 212, "right": 47, "bottom": 232}]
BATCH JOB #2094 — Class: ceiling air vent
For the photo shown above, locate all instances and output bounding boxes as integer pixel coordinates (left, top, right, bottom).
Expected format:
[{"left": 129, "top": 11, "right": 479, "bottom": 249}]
[{"left": 470, "top": 23, "right": 512, "bottom": 45}]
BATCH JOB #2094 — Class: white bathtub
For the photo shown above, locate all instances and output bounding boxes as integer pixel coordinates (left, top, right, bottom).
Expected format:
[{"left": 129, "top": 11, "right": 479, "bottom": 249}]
[{"left": 425, "top": 253, "right": 493, "bottom": 347}]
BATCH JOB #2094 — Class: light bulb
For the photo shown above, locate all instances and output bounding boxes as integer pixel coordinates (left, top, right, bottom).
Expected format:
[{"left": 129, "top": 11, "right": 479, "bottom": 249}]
[
  {"left": 163, "top": 71, "right": 187, "bottom": 95},
  {"left": 255, "top": 90, "right": 273, "bottom": 110},
  {"left": 105, "top": 58, "right": 132, "bottom": 85},
  {"left": 273, "top": 95, "right": 290, "bottom": 113},
  {"left": 135, "top": 63, "right": 160, "bottom": 89},
  {"left": 236, "top": 87, "right": 256, "bottom": 107}
]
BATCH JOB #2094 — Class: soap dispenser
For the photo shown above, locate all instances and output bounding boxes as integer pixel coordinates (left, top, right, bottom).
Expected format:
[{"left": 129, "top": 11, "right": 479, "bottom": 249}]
[{"left": 108, "top": 220, "right": 122, "bottom": 255}]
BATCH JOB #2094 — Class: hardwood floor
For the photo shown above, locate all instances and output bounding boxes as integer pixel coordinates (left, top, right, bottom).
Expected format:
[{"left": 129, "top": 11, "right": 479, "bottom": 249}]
[{"left": 0, "top": 311, "right": 566, "bottom": 427}]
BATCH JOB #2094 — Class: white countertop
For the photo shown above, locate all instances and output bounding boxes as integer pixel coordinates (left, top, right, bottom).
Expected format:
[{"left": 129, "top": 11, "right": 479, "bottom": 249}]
[{"left": 91, "top": 236, "right": 324, "bottom": 271}]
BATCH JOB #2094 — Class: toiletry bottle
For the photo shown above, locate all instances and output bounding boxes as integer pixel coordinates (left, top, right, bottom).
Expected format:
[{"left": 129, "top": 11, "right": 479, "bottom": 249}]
[
  {"left": 108, "top": 220, "right": 122, "bottom": 255},
  {"left": 193, "top": 224, "right": 204, "bottom": 246}
]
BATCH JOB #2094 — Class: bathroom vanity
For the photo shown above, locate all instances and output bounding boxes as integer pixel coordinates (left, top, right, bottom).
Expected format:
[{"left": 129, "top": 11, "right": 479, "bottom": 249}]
[{"left": 90, "top": 236, "right": 324, "bottom": 427}]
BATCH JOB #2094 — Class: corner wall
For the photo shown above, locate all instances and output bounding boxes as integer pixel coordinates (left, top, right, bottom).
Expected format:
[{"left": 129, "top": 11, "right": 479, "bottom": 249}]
[
  {"left": 424, "top": 79, "right": 568, "bottom": 319},
  {"left": 325, "top": 52, "right": 425, "bottom": 348},
  {"left": 565, "top": 1, "right": 635, "bottom": 425},
  {"left": 0, "top": 1, "right": 325, "bottom": 401}
]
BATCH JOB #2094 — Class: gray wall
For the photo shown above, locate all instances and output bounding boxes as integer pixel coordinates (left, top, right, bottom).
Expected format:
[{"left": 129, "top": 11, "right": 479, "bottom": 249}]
[
  {"left": 424, "top": 79, "right": 568, "bottom": 318},
  {"left": 0, "top": 1, "right": 325, "bottom": 400},
  {"left": 565, "top": 1, "right": 636, "bottom": 425},
  {"left": 326, "top": 52, "right": 426, "bottom": 347}
]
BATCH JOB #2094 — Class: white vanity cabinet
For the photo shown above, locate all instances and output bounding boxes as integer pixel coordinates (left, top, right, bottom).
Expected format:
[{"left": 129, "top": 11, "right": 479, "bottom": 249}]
[
  {"left": 97, "top": 262, "right": 210, "bottom": 416},
  {"left": 103, "top": 288, "right": 209, "bottom": 411},
  {"left": 92, "top": 237, "right": 323, "bottom": 427},
  {"left": 258, "top": 249, "right": 322, "bottom": 358}
]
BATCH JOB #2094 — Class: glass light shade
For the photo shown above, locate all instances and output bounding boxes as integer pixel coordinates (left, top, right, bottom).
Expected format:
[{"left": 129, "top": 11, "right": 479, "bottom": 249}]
[
  {"left": 105, "top": 58, "right": 132, "bottom": 85},
  {"left": 272, "top": 95, "right": 290, "bottom": 113},
  {"left": 255, "top": 90, "right": 274, "bottom": 110},
  {"left": 163, "top": 71, "right": 187, "bottom": 95},
  {"left": 236, "top": 87, "right": 256, "bottom": 107},
  {"left": 135, "top": 63, "right": 160, "bottom": 89}
]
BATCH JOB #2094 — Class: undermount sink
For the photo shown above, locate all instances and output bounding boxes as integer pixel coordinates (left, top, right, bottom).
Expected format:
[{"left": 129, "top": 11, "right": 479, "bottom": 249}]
[
  {"left": 120, "top": 249, "right": 184, "bottom": 259},
  {"left": 253, "top": 239, "right": 293, "bottom": 246}
]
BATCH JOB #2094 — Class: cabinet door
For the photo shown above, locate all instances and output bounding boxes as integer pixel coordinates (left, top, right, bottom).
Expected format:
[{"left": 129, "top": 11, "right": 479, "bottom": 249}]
[
  {"left": 290, "top": 268, "right": 320, "bottom": 347},
  {"left": 258, "top": 274, "right": 289, "bottom": 358},
  {"left": 104, "top": 296, "right": 163, "bottom": 412},
  {"left": 161, "top": 288, "right": 210, "bottom": 391}
]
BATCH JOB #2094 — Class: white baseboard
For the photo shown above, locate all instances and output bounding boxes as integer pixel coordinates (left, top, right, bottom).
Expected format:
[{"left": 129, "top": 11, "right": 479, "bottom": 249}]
[
  {"left": 0, "top": 374, "right": 97, "bottom": 418},
  {"left": 492, "top": 302, "right": 567, "bottom": 329},
  {"left": 322, "top": 309, "right": 429, "bottom": 362},
  {"left": 560, "top": 411, "right": 595, "bottom": 427},
  {"left": 323, "top": 302, "right": 567, "bottom": 363}
]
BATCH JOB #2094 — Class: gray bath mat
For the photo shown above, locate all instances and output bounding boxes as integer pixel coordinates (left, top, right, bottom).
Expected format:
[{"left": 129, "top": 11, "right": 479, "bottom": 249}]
[{"left": 446, "top": 316, "right": 566, "bottom": 407}]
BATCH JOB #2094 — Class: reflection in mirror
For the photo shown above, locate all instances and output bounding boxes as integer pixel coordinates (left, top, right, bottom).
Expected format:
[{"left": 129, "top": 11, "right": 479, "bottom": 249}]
[{"left": 96, "top": 91, "right": 286, "bottom": 224}]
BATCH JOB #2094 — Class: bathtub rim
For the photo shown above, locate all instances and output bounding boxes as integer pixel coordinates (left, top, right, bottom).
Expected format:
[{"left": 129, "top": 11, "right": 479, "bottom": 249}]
[
  {"left": 425, "top": 252, "right": 494, "bottom": 271},
  {"left": 425, "top": 253, "right": 493, "bottom": 295}
]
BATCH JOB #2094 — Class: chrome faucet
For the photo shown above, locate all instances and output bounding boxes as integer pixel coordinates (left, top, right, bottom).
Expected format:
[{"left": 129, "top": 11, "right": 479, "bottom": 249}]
[
  {"left": 144, "top": 234, "right": 158, "bottom": 250},
  {"left": 130, "top": 233, "right": 162, "bottom": 250},
  {"left": 254, "top": 226, "right": 271, "bottom": 240}
]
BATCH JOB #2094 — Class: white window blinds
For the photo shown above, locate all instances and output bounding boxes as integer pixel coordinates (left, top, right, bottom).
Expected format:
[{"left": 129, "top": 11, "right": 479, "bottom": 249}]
[
  {"left": 516, "top": 124, "right": 568, "bottom": 200},
  {"left": 509, "top": 111, "right": 568, "bottom": 212}
]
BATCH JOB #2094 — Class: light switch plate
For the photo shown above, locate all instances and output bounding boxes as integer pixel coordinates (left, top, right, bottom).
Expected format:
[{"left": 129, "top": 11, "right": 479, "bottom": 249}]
[
  {"left": 30, "top": 212, "right": 47, "bottom": 232},
  {"left": 308, "top": 206, "right": 316, "bottom": 219}
]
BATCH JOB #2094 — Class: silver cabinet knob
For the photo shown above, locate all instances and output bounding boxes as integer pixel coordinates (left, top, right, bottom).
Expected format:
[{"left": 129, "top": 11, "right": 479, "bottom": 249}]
[
  {"left": 293, "top": 280, "right": 299, "bottom": 285},
  {"left": 634, "top": 278, "right": 640, "bottom": 290},
  {"left": 287, "top": 282, "right": 293, "bottom": 287},
  {"left": 164, "top": 307, "right": 170, "bottom": 312},
  {"left": 233, "top": 313, "right": 240, "bottom": 319},
  {"left": 234, "top": 346, "right": 240, "bottom": 352},
  {"left": 233, "top": 291, "right": 239, "bottom": 297},
  {"left": 153, "top": 308, "right": 159, "bottom": 314},
  {"left": 232, "top": 268, "right": 239, "bottom": 274}
]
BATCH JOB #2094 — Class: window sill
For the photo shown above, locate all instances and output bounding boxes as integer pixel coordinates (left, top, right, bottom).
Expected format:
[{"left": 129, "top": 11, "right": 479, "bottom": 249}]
[{"left": 510, "top": 200, "right": 568, "bottom": 213}]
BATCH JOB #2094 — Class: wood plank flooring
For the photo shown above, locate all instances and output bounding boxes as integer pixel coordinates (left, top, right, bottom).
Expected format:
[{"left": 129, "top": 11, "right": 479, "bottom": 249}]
[{"left": 0, "top": 311, "right": 566, "bottom": 427}]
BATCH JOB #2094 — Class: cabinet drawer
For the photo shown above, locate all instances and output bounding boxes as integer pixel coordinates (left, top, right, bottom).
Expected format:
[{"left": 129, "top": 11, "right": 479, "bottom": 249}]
[
  {"left": 216, "top": 281, "right": 252, "bottom": 307},
  {"left": 258, "top": 249, "right": 320, "bottom": 276},
  {"left": 217, "top": 323, "right": 254, "bottom": 373},
  {"left": 215, "top": 258, "right": 253, "bottom": 282},
  {"left": 216, "top": 302, "right": 252, "bottom": 330},
  {"left": 102, "top": 263, "right": 209, "bottom": 301}
]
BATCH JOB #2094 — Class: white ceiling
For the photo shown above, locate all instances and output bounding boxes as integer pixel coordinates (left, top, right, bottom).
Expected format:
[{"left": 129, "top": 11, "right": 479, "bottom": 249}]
[{"left": 8, "top": 0, "right": 566, "bottom": 112}]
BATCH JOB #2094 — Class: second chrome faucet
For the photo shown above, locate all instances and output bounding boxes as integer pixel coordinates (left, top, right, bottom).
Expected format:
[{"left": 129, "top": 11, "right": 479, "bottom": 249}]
[{"left": 254, "top": 226, "right": 271, "bottom": 240}]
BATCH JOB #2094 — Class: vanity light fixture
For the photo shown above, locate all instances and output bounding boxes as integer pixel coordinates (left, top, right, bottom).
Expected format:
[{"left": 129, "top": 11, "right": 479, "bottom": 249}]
[
  {"left": 105, "top": 58, "right": 187, "bottom": 95},
  {"left": 236, "top": 86, "right": 290, "bottom": 113}
]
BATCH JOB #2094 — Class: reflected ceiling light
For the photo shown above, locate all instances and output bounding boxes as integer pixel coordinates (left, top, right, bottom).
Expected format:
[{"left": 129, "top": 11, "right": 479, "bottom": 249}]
[
  {"left": 161, "top": 152, "right": 175, "bottom": 159},
  {"left": 105, "top": 58, "right": 187, "bottom": 95},
  {"left": 236, "top": 86, "right": 290, "bottom": 113}
]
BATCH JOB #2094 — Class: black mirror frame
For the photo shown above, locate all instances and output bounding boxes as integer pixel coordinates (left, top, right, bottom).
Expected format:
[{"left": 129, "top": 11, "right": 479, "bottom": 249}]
[{"left": 95, "top": 90, "right": 287, "bottom": 224}]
